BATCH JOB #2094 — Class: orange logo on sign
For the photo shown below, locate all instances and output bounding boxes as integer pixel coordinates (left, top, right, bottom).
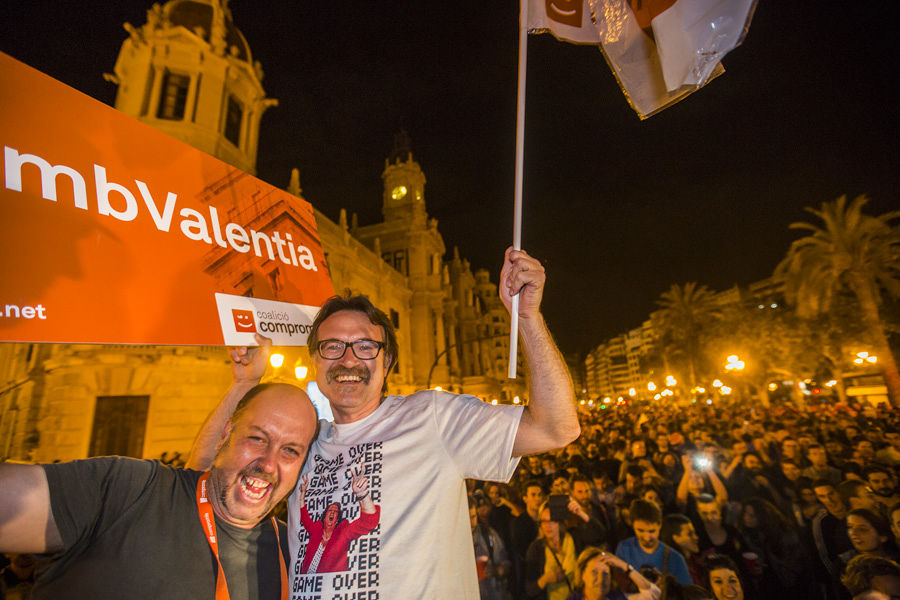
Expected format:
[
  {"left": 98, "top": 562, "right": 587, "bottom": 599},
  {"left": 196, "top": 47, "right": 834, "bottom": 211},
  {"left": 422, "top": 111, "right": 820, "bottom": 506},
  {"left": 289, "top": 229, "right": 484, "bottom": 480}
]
[
  {"left": 232, "top": 309, "right": 256, "bottom": 333},
  {"left": 546, "top": 0, "right": 583, "bottom": 27},
  {"left": 627, "top": 0, "right": 677, "bottom": 32}
]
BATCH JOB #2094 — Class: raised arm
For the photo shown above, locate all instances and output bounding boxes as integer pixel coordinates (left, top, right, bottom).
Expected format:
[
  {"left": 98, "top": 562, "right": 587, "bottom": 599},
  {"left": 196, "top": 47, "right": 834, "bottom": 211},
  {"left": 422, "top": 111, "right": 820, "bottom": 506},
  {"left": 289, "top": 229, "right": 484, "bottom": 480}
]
[
  {"left": 0, "top": 464, "right": 63, "bottom": 553},
  {"left": 676, "top": 455, "right": 693, "bottom": 510},
  {"left": 501, "top": 248, "right": 580, "bottom": 457},
  {"left": 186, "top": 333, "right": 271, "bottom": 470},
  {"left": 707, "top": 466, "right": 729, "bottom": 508}
]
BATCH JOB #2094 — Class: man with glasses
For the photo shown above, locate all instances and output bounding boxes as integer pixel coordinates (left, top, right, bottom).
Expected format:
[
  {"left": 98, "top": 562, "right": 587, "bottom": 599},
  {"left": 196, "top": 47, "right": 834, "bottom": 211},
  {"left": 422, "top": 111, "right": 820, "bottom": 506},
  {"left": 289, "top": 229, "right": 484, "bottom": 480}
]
[{"left": 190, "top": 247, "right": 580, "bottom": 599}]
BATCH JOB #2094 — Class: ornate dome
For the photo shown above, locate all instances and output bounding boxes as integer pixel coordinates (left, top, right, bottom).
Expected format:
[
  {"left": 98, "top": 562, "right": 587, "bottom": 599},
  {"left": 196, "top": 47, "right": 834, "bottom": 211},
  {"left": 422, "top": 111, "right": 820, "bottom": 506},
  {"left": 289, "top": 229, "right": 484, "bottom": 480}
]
[{"left": 163, "top": 0, "right": 251, "bottom": 62}]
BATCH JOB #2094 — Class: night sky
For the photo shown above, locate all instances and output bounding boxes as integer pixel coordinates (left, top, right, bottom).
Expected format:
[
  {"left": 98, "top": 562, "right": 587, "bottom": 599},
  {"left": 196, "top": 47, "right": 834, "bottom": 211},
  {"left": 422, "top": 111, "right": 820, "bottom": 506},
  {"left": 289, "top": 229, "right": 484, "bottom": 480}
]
[{"left": 2, "top": 1, "right": 898, "bottom": 355}]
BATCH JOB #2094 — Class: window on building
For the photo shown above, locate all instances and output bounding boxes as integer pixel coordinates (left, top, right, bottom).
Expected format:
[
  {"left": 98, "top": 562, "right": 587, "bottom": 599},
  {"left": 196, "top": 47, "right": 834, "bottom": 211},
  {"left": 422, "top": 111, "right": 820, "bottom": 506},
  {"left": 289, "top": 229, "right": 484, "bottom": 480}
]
[
  {"left": 157, "top": 71, "right": 190, "bottom": 120},
  {"left": 224, "top": 95, "right": 243, "bottom": 147},
  {"left": 392, "top": 250, "right": 408, "bottom": 276},
  {"left": 390, "top": 309, "right": 400, "bottom": 329},
  {"left": 89, "top": 395, "right": 149, "bottom": 458}
]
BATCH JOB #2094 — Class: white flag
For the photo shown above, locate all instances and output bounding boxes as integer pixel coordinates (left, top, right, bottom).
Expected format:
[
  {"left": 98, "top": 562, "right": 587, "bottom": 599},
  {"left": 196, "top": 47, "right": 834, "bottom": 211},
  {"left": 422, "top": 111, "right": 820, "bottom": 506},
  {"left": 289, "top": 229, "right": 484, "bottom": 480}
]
[
  {"left": 651, "top": 0, "right": 756, "bottom": 91},
  {"left": 527, "top": 0, "right": 599, "bottom": 44}
]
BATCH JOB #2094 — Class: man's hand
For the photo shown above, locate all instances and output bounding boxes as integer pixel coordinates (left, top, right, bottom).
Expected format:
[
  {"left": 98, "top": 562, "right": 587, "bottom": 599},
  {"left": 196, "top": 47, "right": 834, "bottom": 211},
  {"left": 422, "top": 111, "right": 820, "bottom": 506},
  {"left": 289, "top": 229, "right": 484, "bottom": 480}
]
[
  {"left": 230, "top": 333, "right": 271, "bottom": 384},
  {"left": 499, "top": 247, "right": 545, "bottom": 320}
]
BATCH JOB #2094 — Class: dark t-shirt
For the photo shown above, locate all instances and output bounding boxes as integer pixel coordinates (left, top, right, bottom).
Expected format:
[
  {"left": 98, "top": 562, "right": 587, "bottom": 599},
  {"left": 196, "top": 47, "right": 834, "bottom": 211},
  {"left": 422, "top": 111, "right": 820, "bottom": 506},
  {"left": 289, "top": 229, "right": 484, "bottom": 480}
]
[{"left": 33, "top": 457, "right": 287, "bottom": 600}]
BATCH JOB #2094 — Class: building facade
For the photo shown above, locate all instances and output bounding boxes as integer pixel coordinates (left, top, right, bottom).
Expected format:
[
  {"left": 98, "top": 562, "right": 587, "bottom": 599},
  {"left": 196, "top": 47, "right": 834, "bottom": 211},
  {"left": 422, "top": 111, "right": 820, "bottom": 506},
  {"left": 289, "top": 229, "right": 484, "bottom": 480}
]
[{"left": 0, "top": 0, "right": 527, "bottom": 463}]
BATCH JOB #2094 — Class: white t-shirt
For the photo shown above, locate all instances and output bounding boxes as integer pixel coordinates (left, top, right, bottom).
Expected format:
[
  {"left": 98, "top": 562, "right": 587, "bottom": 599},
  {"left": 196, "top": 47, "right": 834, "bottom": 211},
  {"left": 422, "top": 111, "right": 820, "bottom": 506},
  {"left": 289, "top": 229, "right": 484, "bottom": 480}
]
[{"left": 287, "top": 390, "right": 523, "bottom": 599}]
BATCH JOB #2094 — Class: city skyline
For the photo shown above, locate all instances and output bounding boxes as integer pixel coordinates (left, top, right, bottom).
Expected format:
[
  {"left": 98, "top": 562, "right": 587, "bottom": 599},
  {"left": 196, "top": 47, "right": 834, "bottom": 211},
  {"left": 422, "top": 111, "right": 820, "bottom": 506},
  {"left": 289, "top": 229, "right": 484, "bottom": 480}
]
[{"left": 2, "top": 1, "right": 898, "bottom": 354}]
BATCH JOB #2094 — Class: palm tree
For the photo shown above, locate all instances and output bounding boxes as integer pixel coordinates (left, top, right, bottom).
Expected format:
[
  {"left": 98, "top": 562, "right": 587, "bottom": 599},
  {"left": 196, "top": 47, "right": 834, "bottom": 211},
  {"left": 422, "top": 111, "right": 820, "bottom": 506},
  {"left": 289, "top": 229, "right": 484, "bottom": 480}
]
[
  {"left": 775, "top": 195, "right": 900, "bottom": 407},
  {"left": 652, "top": 282, "right": 721, "bottom": 390}
]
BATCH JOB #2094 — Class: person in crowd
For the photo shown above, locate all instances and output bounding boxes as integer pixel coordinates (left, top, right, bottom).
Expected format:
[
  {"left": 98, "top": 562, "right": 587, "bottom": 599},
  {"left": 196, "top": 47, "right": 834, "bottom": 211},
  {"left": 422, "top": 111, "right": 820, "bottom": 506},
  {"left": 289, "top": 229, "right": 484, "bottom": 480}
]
[
  {"left": 0, "top": 381, "right": 317, "bottom": 599},
  {"left": 737, "top": 497, "right": 807, "bottom": 596},
  {"left": 876, "top": 429, "right": 900, "bottom": 467},
  {"left": 190, "top": 248, "right": 581, "bottom": 598},
  {"left": 676, "top": 455, "right": 728, "bottom": 521},
  {"left": 514, "top": 480, "right": 549, "bottom": 599},
  {"left": 615, "top": 499, "right": 692, "bottom": 585},
  {"left": 524, "top": 500, "right": 578, "bottom": 600},
  {"left": 726, "top": 452, "right": 780, "bottom": 505},
  {"left": 703, "top": 554, "right": 746, "bottom": 600},
  {"left": 487, "top": 482, "right": 521, "bottom": 552},
  {"left": 661, "top": 514, "right": 704, "bottom": 585},
  {"left": 570, "top": 473, "right": 612, "bottom": 552},
  {"left": 619, "top": 440, "right": 662, "bottom": 483},
  {"left": 471, "top": 498, "right": 512, "bottom": 600},
  {"left": 567, "top": 547, "right": 660, "bottom": 600},
  {"left": 810, "top": 479, "right": 855, "bottom": 600},
  {"left": 840, "top": 509, "right": 900, "bottom": 568},
  {"left": 840, "top": 554, "right": 900, "bottom": 600},
  {"left": 803, "top": 443, "right": 843, "bottom": 485},
  {"left": 889, "top": 504, "right": 900, "bottom": 552},
  {"left": 850, "top": 437, "right": 879, "bottom": 470},
  {"left": 694, "top": 494, "right": 747, "bottom": 571},
  {"left": 839, "top": 479, "right": 883, "bottom": 514},
  {"left": 866, "top": 466, "right": 900, "bottom": 510}
]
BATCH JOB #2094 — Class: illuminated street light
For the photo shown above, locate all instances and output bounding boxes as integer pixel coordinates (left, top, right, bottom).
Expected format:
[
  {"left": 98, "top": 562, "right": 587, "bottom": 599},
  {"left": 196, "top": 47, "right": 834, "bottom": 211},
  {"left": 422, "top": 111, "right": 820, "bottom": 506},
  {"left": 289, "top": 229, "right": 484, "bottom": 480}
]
[
  {"left": 712, "top": 379, "right": 723, "bottom": 388},
  {"left": 434, "top": 386, "right": 443, "bottom": 391},
  {"left": 720, "top": 386, "right": 732, "bottom": 394},
  {"left": 491, "top": 399, "right": 498, "bottom": 405},
  {"left": 294, "top": 365, "right": 308, "bottom": 379},
  {"left": 648, "top": 382, "right": 657, "bottom": 391},
  {"left": 270, "top": 353, "right": 285, "bottom": 368},
  {"left": 666, "top": 375, "right": 677, "bottom": 386},
  {"left": 628, "top": 388, "right": 636, "bottom": 396},
  {"left": 725, "top": 355, "right": 745, "bottom": 371},
  {"left": 767, "top": 382, "right": 778, "bottom": 391},
  {"left": 654, "top": 394, "right": 661, "bottom": 400},
  {"left": 603, "top": 397, "right": 611, "bottom": 404},
  {"left": 825, "top": 380, "right": 837, "bottom": 387},
  {"left": 513, "top": 396, "right": 521, "bottom": 404}
]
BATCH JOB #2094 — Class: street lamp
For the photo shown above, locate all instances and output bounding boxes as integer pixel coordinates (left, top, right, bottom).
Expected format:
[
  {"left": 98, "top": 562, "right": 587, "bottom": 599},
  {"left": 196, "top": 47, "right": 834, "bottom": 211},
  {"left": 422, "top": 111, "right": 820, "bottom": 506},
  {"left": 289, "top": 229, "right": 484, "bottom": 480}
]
[
  {"left": 270, "top": 353, "right": 285, "bottom": 368},
  {"left": 725, "top": 355, "right": 744, "bottom": 371},
  {"left": 854, "top": 352, "right": 877, "bottom": 364}
]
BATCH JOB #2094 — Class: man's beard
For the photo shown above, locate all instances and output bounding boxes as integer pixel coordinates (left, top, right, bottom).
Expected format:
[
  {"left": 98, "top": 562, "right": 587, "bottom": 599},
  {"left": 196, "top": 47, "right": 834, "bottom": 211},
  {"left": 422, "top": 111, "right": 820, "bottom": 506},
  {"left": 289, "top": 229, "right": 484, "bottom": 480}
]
[{"left": 217, "top": 464, "right": 278, "bottom": 514}]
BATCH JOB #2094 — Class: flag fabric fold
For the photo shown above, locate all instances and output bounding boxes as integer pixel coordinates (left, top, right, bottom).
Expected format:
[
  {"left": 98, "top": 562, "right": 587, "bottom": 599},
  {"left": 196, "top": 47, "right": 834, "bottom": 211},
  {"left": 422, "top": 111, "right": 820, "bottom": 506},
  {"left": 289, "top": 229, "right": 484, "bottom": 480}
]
[{"left": 527, "top": 0, "right": 756, "bottom": 118}]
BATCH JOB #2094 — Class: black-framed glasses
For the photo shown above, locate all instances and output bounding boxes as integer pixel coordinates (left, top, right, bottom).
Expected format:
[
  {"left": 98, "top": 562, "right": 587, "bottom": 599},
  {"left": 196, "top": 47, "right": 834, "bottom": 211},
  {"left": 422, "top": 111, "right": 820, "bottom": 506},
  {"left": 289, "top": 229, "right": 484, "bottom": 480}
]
[{"left": 316, "top": 339, "right": 384, "bottom": 360}]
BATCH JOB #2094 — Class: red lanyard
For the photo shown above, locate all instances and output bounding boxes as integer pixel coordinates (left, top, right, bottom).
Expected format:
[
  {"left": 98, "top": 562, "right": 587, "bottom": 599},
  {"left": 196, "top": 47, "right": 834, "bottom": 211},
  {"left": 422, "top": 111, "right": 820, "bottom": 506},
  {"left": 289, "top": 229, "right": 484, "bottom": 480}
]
[{"left": 196, "top": 472, "right": 288, "bottom": 600}]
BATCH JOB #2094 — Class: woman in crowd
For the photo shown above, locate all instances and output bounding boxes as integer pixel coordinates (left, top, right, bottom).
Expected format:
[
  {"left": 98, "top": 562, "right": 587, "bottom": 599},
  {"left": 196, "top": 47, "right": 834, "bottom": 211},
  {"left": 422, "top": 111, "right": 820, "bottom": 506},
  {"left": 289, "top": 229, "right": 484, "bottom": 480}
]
[
  {"left": 661, "top": 514, "right": 704, "bottom": 585},
  {"left": 703, "top": 554, "right": 746, "bottom": 600},
  {"left": 840, "top": 508, "right": 900, "bottom": 568},
  {"left": 737, "top": 497, "right": 807, "bottom": 595},
  {"left": 565, "top": 546, "right": 660, "bottom": 600},
  {"left": 525, "top": 500, "right": 578, "bottom": 600}
]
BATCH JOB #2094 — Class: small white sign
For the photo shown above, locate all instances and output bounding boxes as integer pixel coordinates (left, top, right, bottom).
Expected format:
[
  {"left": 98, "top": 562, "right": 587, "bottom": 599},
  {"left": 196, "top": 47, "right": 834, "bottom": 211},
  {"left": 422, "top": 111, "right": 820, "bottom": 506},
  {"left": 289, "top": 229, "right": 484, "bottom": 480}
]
[{"left": 214, "top": 293, "right": 321, "bottom": 346}]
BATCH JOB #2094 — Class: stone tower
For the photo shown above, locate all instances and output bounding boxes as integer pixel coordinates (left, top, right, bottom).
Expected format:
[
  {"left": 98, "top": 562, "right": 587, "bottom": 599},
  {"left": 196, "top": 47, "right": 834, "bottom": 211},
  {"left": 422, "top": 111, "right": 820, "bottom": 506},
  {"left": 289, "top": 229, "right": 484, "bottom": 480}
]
[
  {"left": 354, "top": 133, "right": 449, "bottom": 388},
  {"left": 107, "top": 0, "right": 276, "bottom": 174}
]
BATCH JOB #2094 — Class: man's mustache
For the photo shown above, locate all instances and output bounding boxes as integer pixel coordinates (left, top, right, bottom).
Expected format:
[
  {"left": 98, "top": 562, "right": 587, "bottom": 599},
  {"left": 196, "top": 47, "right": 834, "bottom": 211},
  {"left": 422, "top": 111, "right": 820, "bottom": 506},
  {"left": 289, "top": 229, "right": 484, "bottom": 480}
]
[{"left": 326, "top": 365, "right": 370, "bottom": 384}]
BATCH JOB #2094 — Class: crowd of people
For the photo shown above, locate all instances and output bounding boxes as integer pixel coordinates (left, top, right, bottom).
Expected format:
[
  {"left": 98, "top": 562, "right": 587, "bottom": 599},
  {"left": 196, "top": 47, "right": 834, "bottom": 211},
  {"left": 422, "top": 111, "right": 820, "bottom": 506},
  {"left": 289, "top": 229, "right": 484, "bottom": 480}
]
[{"left": 467, "top": 396, "right": 900, "bottom": 600}]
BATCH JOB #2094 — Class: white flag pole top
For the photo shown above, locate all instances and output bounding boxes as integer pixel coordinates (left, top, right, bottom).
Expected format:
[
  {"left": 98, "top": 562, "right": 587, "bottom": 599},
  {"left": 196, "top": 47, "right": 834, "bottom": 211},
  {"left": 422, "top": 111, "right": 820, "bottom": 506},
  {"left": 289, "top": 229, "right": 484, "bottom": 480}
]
[{"left": 509, "top": 0, "right": 528, "bottom": 379}]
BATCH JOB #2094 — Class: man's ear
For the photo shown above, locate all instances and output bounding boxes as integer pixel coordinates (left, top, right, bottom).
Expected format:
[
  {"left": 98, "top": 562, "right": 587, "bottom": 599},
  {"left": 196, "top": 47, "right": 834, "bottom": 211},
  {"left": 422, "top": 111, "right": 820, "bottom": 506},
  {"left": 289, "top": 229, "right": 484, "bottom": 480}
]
[
  {"left": 216, "top": 419, "right": 235, "bottom": 452},
  {"left": 383, "top": 353, "right": 394, "bottom": 374}
]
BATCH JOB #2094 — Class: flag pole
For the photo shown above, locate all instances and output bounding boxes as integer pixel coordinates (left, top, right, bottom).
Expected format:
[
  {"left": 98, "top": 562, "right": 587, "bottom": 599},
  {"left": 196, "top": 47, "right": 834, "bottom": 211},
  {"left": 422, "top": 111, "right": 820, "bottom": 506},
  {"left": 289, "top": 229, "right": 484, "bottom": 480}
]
[{"left": 508, "top": 0, "right": 527, "bottom": 379}]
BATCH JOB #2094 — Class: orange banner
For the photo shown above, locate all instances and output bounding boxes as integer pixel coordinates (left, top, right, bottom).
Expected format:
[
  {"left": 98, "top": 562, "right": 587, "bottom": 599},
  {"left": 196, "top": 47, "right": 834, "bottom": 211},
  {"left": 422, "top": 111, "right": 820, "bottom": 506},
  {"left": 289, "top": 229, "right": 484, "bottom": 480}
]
[{"left": 0, "top": 52, "right": 333, "bottom": 345}]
